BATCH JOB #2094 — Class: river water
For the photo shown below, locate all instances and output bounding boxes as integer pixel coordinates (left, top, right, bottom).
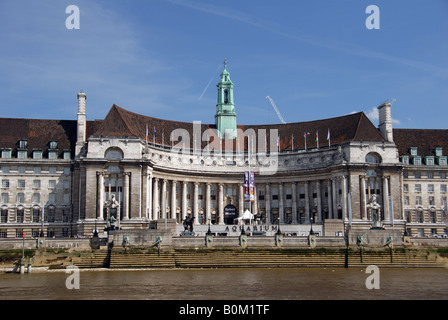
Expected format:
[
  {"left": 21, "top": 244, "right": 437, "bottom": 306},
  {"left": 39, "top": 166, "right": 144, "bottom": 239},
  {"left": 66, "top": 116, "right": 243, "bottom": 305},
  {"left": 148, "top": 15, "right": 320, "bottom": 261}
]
[{"left": 1, "top": 267, "right": 447, "bottom": 300}]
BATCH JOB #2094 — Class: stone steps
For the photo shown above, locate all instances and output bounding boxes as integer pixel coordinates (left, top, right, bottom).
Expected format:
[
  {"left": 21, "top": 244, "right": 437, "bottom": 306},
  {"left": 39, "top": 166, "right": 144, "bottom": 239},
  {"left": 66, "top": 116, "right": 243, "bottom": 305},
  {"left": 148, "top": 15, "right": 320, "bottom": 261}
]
[{"left": 72, "top": 250, "right": 446, "bottom": 269}]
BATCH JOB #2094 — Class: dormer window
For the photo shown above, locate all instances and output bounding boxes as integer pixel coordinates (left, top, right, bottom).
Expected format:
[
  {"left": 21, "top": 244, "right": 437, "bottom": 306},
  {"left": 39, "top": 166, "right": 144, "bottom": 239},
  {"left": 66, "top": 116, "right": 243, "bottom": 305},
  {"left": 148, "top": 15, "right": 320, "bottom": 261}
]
[
  {"left": 401, "top": 156, "right": 409, "bottom": 165},
  {"left": 18, "top": 139, "right": 27, "bottom": 150},
  {"left": 439, "top": 157, "right": 447, "bottom": 166},
  {"left": 425, "top": 156, "right": 435, "bottom": 166},
  {"left": 1, "top": 149, "right": 11, "bottom": 159},
  {"left": 63, "top": 150, "right": 71, "bottom": 160},
  {"left": 33, "top": 149, "right": 42, "bottom": 159},
  {"left": 410, "top": 147, "right": 418, "bottom": 156},
  {"left": 435, "top": 148, "right": 443, "bottom": 157},
  {"left": 49, "top": 140, "right": 58, "bottom": 149},
  {"left": 48, "top": 150, "right": 58, "bottom": 159},
  {"left": 413, "top": 156, "right": 422, "bottom": 166}
]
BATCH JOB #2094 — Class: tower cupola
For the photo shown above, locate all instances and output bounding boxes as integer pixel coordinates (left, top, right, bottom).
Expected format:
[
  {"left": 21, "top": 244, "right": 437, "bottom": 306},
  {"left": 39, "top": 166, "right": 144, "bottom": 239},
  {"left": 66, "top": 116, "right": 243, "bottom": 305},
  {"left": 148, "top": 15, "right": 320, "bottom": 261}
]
[{"left": 215, "top": 59, "right": 237, "bottom": 139}]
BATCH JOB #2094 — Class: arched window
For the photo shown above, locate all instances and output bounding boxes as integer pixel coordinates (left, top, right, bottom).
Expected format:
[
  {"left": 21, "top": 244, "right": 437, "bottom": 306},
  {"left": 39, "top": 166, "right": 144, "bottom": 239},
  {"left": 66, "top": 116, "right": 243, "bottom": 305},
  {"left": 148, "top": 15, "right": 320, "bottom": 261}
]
[
  {"left": 365, "top": 153, "right": 381, "bottom": 164},
  {"left": 105, "top": 148, "right": 123, "bottom": 160},
  {"left": 224, "top": 90, "right": 229, "bottom": 104}
]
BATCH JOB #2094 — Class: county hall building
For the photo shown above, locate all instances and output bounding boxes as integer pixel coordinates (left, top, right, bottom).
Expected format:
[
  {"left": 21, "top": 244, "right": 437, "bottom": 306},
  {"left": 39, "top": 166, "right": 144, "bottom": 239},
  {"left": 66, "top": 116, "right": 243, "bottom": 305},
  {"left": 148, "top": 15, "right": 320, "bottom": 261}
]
[{"left": 0, "top": 66, "right": 447, "bottom": 238}]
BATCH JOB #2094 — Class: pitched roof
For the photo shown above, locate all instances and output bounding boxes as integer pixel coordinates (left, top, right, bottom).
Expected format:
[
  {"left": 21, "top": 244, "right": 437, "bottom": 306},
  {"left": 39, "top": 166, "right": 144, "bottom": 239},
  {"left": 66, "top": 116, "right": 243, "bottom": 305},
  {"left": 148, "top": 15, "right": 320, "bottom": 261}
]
[
  {"left": 93, "top": 105, "right": 386, "bottom": 150},
  {"left": 393, "top": 129, "right": 448, "bottom": 157},
  {"left": 0, "top": 117, "right": 101, "bottom": 158}
]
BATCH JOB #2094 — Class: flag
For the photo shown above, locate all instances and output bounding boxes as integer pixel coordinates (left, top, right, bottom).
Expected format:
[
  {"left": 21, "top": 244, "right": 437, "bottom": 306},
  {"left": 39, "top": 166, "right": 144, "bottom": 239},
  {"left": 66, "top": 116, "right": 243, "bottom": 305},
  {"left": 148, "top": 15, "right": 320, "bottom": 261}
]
[
  {"left": 291, "top": 134, "right": 294, "bottom": 151},
  {"left": 277, "top": 135, "right": 280, "bottom": 152},
  {"left": 327, "top": 129, "right": 330, "bottom": 147},
  {"left": 315, "top": 130, "right": 319, "bottom": 149},
  {"left": 145, "top": 124, "right": 148, "bottom": 144},
  {"left": 153, "top": 126, "right": 156, "bottom": 144},
  {"left": 304, "top": 132, "right": 310, "bottom": 150}
]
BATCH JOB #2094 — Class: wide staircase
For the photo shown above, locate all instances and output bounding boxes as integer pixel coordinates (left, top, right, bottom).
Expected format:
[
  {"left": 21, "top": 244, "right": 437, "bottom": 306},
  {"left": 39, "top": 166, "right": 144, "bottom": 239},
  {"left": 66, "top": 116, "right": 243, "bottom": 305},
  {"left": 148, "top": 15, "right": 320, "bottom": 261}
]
[{"left": 72, "top": 248, "right": 447, "bottom": 269}]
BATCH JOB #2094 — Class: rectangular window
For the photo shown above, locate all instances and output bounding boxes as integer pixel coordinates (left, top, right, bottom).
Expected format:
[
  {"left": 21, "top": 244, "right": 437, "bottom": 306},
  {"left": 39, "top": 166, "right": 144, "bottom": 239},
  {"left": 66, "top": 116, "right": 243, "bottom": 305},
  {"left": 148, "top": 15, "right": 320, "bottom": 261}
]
[
  {"left": 48, "top": 151, "right": 58, "bottom": 160},
  {"left": 63, "top": 151, "right": 71, "bottom": 160},
  {"left": 17, "top": 193, "right": 25, "bottom": 203},
  {"left": 34, "top": 167, "right": 41, "bottom": 174},
  {"left": 401, "top": 156, "right": 409, "bottom": 165},
  {"left": 439, "top": 157, "right": 447, "bottom": 166},
  {"left": 413, "top": 157, "right": 422, "bottom": 166},
  {"left": 18, "top": 167, "right": 26, "bottom": 174},
  {"left": 414, "top": 172, "right": 421, "bottom": 179},
  {"left": 427, "top": 172, "right": 434, "bottom": 179},
  {"left": 428, "top": 184, "right": 434, "bottom": 192},
  {"left": 426, "top": 157, "right": 435, "bottom": 166},
  {"left": 404, "top": 196, "right": 409, "bottom": 206},
  {"left": 49, "top": 193, "right": 56, "bottom": 204},
  {"left": 17, "top": 151, "right": 27, "bottom": 159},
  {"left": 32, "top": 209, "right": 40, "bottom": 222},
  {"left": 441, "top": 172, "right": 447, "bottom": 179},
  {"left": 63, "top": 193, "right": 70, "bottom": 205},
  {"left": 429, "top": 196, "right": 435, "bottom": 206},
  {"left": 33, "top": 193, "right": 40, "bottom": 203},
  {"left": 62, "top": 210, "right": 70, "bottom": 222},
  {"left": 403, "top": 184, "right": 409, "bottom": 192},
  {"left": 16, "top": 210, "right": 24, "bottom": 223},
  {"left": 441, "top": 184, "right": 447, "bottom": 193},
  {"left": 416, "top": 196, "right": 422, "bottom": 205},
  {"left": 33, "top": 150, "right": 42, "bottom": 159},
  {"left": 1, "top": 209, "right": 7, "bottom": 223},
  {"left": 415, "top": 184, "right": 421, "bottom": 192},
  {"left": 33, "top": 180, "right": 41, "bottom": 189},
  {"left": 1, "top": 193, "right": 8, "bottom": 203},
  {"left": 2, "top": 180, "right": 9, "bottom": 188},
  {"left": 49, "top": 180, "right": 56, "bottom": 189},
  {"left": 1, "top": 149, "right": 12, "bottom": 159}
]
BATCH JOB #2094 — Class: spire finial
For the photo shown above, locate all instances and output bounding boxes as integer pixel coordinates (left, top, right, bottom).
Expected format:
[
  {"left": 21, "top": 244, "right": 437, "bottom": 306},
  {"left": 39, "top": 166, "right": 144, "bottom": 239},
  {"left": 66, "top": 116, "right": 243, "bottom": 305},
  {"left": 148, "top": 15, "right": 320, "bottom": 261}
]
[{"left": 223, "top": 58, "right": 228, "bottom": 69}]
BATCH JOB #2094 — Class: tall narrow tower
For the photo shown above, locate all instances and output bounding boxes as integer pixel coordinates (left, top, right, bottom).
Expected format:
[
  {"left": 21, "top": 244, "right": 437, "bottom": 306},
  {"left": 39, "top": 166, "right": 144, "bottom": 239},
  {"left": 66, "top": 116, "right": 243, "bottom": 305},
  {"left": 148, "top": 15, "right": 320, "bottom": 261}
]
[
  {"left": 75, "top": 91, "right": 87, "bottom": 157},
  {"left": 215, "top": 60, "right": 237, "bottom": 139}
]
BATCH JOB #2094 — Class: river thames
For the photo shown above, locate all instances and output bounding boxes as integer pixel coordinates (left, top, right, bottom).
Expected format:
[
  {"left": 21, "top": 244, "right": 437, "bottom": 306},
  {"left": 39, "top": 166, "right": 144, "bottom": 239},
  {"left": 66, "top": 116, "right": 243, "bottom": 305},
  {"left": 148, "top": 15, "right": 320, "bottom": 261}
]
[{"left": 0, "top": 267, "right": 447, "bottom": 300}]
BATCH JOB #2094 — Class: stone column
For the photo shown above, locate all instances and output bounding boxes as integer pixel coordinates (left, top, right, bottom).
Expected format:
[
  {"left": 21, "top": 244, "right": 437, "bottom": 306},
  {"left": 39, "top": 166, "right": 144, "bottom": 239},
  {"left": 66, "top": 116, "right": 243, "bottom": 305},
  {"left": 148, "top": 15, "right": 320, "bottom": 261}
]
[
  {"left": 316, "top": 180, "right": 322, "bottom": 223},
  {"left": 153, "top": 178, "right": 159, "bottom": 220},
  {"left": 171, "top": 180, "right": 177, "bottom": 221},
  {"left": 342, "top": 175, "right": 348, "bottom": 221},
  {"left": 279, "top": 182, "right": 284, "bottom": 223},
  {"left": 239, "top": 184, "right": 244, "bottom": 218},
  {"left": 124, "top": 173, "right": 130, "bottom": 220},
  {"left": 265, "top": 183, "right": 271, "bottom": 224},
  {"left": 161, "top": 179, "right": 167, "bottom": 219},
  {"left": 97, "top": 172, "right": 104, "bottom": 220},
  {"left": 147, "top": 171, "right": 153, "bottom": 220},
  {"left": 291, "top": 182, "right": 298, "bottom": 224},
  {"left": 304, "top": 181, "right": 310, "bottom": 223},
  {"left": 218, "top": 183, "right": 224, "bottom": 225},
  {"left": 327, "top": 179, "right": 333, "bottom": 219},
  {"left": 182, "top": 181, "right": 187, "bottom": 221},
  {"left": 332, "top": 178, "right": 337, "bottom": 219},
  {"left": 206, "top": 183, "right": 211, "bottom": 224},
  {"left": 383, "top": 176, "right": 390, "bottom": 222},
  {"left": 194, "top": 182, "right": 199, "bottom": 225},
  {"left": 360, "top": 175, "right": 367, "bottom": 220}
]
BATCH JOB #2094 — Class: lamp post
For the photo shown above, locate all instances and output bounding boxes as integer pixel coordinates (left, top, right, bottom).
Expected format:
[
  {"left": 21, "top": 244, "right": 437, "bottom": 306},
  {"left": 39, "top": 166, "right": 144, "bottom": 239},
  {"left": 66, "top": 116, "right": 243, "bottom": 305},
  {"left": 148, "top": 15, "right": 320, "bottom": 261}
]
[{"left": 309, "top": 215, "right": 315, "bottom": 235}]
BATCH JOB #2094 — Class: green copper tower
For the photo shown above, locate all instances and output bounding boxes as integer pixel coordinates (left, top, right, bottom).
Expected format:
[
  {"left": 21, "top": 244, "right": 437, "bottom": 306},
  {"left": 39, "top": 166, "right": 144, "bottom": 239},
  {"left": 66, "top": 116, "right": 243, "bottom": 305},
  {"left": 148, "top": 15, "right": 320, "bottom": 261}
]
[{"left": 215, "top": 60, "right": 237, "bottom": 139}]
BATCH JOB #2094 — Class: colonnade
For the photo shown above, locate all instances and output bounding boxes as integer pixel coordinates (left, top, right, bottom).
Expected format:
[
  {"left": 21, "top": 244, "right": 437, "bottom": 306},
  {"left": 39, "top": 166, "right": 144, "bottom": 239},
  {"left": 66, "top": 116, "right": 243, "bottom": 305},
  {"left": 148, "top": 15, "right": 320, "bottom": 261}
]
[{"left": 96, "top": 169, "right": 392, "bottom": 225}]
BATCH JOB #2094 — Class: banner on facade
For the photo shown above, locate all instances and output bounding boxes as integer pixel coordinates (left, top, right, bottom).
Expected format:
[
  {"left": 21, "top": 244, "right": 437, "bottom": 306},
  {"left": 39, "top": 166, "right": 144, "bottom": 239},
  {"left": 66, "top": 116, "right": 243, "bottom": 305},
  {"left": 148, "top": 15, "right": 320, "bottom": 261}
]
[
  {"left": 249, "top": 171, "right": 255, "bottom": 202},
  {"left": 244, "top": 171, "right": 250, "bottom": 201}
]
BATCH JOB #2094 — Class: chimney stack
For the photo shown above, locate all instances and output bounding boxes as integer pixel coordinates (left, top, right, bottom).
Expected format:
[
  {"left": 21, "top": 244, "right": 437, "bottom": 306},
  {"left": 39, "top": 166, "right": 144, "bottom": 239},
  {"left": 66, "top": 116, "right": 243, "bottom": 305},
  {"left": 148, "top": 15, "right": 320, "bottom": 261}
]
[
  {"left": 378, "top": 102, "right": 393, "bottom": 142},
  {"left": 76, "top": 91, "right": 87, "bottom": 156}
]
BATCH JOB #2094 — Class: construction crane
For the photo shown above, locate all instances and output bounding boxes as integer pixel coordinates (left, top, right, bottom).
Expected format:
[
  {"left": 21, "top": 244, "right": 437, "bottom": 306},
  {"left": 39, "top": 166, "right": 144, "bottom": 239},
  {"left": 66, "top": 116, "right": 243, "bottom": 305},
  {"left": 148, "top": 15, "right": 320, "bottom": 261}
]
[{"left": 266, "top": 96, "right": 286, "bottom": 124}]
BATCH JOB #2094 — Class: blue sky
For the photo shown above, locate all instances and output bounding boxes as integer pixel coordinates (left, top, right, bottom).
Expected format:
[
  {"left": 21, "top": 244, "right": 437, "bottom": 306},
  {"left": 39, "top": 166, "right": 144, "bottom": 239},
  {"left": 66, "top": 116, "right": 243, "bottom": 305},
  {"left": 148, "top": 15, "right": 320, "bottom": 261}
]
[{"left": 0, "top": 0, "right": 447, "bottom": 129}]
